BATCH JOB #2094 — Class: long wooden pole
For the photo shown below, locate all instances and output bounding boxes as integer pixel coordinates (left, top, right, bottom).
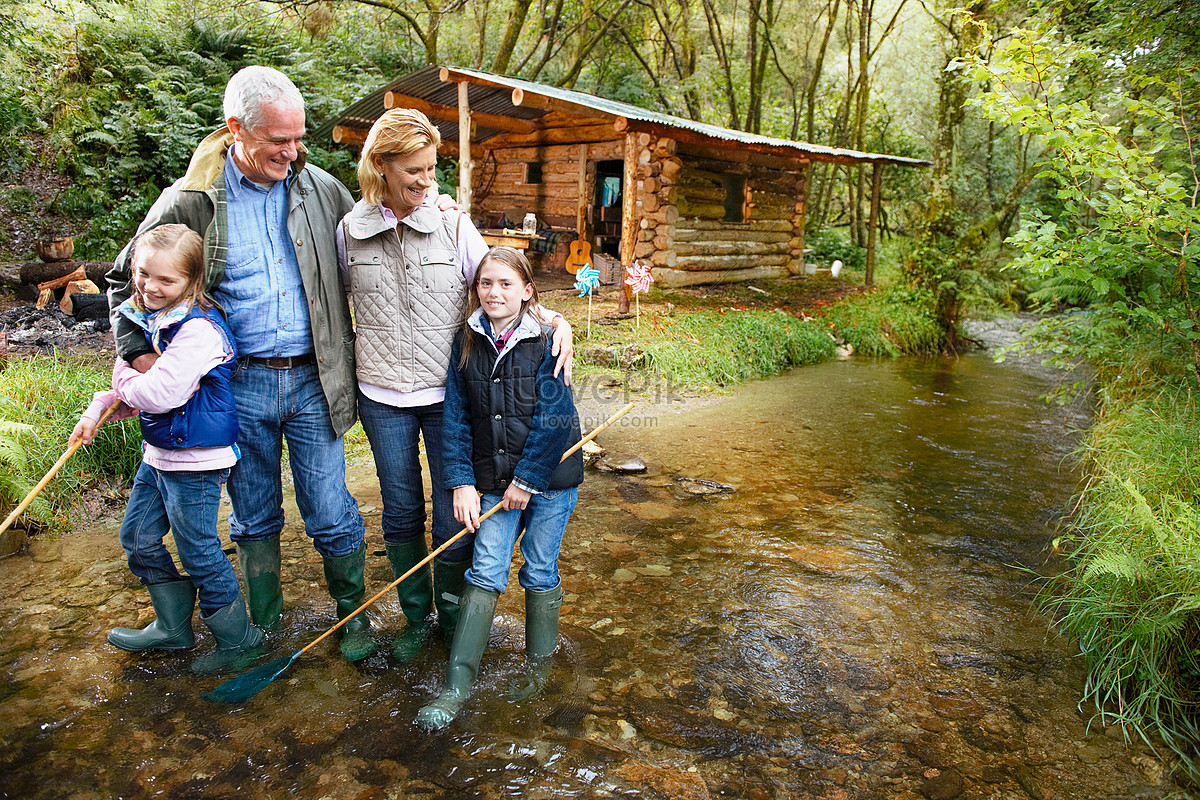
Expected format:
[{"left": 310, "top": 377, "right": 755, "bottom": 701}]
[{"left": 0, "top": 400, "right": 123, "bottom": 535}]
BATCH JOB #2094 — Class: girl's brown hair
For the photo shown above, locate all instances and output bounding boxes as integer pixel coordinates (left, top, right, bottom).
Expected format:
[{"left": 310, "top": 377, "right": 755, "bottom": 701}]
[
  {"left": 458, "top": 246, "right": 543, "bottom": 369},
  {"left": 131, "top": 224, "right": 209, "bottom": 311}
]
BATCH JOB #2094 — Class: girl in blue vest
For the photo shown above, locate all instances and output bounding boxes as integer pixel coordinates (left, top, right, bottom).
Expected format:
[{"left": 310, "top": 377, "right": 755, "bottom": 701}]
[
  {"left": 71, "top": 223, "right": 263, "bottom": 675},
  {"left": 416, "top": 246, "right": 583, "bottom": 731}
]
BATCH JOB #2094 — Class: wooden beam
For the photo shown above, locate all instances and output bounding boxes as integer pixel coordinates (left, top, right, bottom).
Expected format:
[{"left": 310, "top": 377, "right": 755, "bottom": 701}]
[
  {"left": 458, "top": 82, "right": 473, "bottom": 213},
  {"left": 485, "top": 124, "right": 619, "bottom": 148},
  {"left": 866, "top": 162, "right": 882, "bottom": 287},
  {"left": 384, "top": 90, "right": 538, "bottom": 135},
  {"left": 509, "top": 85, "right": 616, "bottom": 125},
  {"left": 332, "top": 125, "right": 368, "bottom": 147}
]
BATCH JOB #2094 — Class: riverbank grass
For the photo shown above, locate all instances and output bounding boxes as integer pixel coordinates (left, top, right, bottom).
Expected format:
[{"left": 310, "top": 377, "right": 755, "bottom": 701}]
[
  {"left": 0, "top": 352, "right": 140, "bottom": 525},
  {"left": 1044, "top": 379, "right": 1200, "bottom": 779}
]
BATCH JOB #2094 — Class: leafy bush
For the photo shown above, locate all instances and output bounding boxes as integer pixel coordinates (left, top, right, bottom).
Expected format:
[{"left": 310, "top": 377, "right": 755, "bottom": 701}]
[{"left": 806, "top": 229, "right": 866, "bottom": 272}]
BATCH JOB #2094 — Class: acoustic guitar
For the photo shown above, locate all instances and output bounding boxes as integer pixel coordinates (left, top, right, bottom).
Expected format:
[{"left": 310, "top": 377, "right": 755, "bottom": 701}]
[{"left": 565, "top": 239, "right": 591, "bottom": 275}]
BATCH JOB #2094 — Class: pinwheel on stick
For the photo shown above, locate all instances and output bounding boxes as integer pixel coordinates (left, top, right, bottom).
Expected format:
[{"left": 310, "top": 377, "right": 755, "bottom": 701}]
[
  {"left": 623, "top": 260, "right": 654, "bottom": 329},
  {"left": 574, "top": 264, "right": 601, "bottom": 338}
]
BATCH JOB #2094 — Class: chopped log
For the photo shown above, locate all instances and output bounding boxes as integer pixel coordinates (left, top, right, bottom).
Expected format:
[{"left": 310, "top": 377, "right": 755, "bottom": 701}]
[
  {"left": 653, "top": 138, "right": 677, "bottom": 157},
  {"left": 35, "top": 288, "right": 55, "bottom": 309},
  {"left": 69, "top": 292, "right": 110, "bottom": 321},
  {"left": 20, "top": 260, "right": 109, "bottom": 287},
  {"left": 676, "top": 200, "right": 727, "bottom": 219},
  {"left": 0, "top": 261, "right": 21, "bottom": 289},
  {"left": 659, "top": 158, "right": 682, "bottom": 181},
  {"left": 649, "top": 249, "right": 677, "bottom": 268},
  {"left": 38, "top": 265, "right": 87, "bottom": 292},
  {"left": 37, "top": 236, "right": 74, "bottom": 262},
  {"left": 655, "top": 265, "right": 790, "bottom": 287},
  {"left": 58, "top": 280, "right": 100, "bottom": 314}
]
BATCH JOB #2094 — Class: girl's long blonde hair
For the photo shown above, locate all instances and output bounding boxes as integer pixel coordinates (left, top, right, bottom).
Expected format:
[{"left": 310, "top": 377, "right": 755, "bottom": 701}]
[
  {"left": 131, "top": 224, "right": 210, "bottom": 311},
  {"left": 458, "top": 246, "right": 543, "bottom": 369}
]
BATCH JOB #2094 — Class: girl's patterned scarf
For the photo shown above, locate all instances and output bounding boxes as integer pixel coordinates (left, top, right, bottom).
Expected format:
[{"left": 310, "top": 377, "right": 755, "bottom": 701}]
[{"left": 116, "top": 297, "right": 193, "bottom": 356}]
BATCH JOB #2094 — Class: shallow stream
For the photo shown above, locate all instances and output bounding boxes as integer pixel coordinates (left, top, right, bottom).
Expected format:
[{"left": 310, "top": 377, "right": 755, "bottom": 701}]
[{"left": 0, "top": 340, "right": 1181, "bottom": 798}]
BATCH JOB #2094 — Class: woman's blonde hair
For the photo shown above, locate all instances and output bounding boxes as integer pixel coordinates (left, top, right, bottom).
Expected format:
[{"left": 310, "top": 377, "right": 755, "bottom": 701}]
[
  {"left": 459, "top": 246, "right": 542, "bottom": 368},
  {"left": 131, "top": 224, "right": 210, "bottom": 311},
  {"left": 357, "top": 108, "right": 442, "bottom": 206}
]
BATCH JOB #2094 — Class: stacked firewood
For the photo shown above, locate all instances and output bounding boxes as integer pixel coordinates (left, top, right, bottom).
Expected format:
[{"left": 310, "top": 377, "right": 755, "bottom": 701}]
[
  {"left": 0, "top": 237, "right": 110, "bottom": 321},
  {"left": 631, "top": 133, "right": 681, "bottom": 272}
]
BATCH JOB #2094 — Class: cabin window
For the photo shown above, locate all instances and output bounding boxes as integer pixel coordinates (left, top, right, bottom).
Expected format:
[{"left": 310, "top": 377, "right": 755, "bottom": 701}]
[
  {"left": 524, "top": 162, "right": 543, "bottom": 184},
  {"left": 722, "top": 174, "right": 748, "bottom": 223}
]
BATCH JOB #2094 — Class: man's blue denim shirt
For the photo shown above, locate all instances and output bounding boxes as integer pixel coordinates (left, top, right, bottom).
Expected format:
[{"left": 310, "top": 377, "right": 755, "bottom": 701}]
[{"left": 215, "top": 146, "right": 313, "bottom": 358}]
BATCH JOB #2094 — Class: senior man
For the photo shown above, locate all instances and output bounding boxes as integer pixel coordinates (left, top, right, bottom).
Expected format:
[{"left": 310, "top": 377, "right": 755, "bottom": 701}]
[{"left": 107, "top": 66, "right": 373, "bottom": 662}]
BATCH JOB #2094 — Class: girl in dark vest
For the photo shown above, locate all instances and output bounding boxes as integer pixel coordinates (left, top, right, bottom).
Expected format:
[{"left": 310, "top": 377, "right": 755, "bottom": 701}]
[
  {"left": 416, "top": 246, "right": 583, "bottom": 730},
  {"left": 71, "top": 224, "right": 262, "bottom": 675}
]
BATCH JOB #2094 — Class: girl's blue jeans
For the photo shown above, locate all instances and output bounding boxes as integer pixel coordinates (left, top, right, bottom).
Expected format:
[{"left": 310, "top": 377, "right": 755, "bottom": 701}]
[
  {"left": 119, "top": 461, "right": 240, "bottom": 615},
  {"left": 466, "top": 487, "right": 578, "bottom": 594}
]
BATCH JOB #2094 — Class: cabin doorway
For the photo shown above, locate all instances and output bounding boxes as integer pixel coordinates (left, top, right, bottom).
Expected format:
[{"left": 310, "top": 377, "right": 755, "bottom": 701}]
[{"left": 592, "top": 159, "right": 623, "bottom": 257}]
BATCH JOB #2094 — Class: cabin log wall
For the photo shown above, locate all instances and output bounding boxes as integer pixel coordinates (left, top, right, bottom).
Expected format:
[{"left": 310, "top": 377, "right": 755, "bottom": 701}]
[{"left": 656, "top": 141, "right": 807, "bottom": 287}]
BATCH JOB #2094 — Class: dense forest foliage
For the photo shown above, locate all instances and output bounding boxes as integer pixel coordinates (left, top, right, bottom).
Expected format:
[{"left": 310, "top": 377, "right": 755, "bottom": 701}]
[{"left": 1, "top": 0, "right": 1198, "bottom": 783}]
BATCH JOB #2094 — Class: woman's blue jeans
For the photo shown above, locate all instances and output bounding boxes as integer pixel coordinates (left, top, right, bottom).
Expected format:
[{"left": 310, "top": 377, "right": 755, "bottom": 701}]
[
  {"left": 466, "top": 487, "right": 577, "bottom": 594},
  {"left": 119, "top": 461, "right": 239, "bottom": 615},
  {"left": 357, "top": 393, "right": 470, "bottom": 560}
]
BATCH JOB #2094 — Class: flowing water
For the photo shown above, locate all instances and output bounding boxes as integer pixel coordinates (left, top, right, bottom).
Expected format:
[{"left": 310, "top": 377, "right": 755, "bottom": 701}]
[{"left": 0, "top": 342, "right": 1182, "bottom": 799}]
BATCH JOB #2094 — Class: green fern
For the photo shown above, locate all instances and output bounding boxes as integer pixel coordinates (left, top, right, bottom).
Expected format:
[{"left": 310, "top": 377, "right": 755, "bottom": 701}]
[{"left": 0, "top": 417, "right": 51, "bottom": 525}]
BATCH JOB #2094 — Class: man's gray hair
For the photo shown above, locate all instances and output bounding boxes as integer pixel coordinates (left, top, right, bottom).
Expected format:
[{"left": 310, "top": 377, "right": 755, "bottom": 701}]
[{"left": 223, "top": 66, "right": 305, "bottom": 131}]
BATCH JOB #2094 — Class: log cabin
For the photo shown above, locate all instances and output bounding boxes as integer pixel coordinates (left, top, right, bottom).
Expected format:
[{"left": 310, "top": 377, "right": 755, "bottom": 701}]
[{"left": 318, "top": 66, "right": 929, "bottom": 292}]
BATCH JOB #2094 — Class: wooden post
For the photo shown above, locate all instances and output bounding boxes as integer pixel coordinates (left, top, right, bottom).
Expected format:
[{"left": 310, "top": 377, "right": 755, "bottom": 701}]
[
  {"left": 618, "top": 132, "right": 638, "bottom": 314},
  {"left": 866, "top": 161, "right": 882, "bottom": 287},
  {"left": 576, "top": 144, "right": 588, "bottom": 238},
  {"left": 458, "top": 82, "right": 472, "bottom": 213},
  {"left": 791, "top": 163, "right": 809, "bottom": 275}
]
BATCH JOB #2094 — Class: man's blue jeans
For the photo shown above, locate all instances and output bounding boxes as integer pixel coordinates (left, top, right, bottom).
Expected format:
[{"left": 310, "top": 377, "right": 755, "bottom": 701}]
[
  {"left": 466, "top": 487, "right": 578, "bottom": 594},
  {"left": 227, "top": 361, "right": 363, "bottom": 558},
  {"left": 357, "top": 393, "right": 469, "bottom": 560},
  {"left": 120, "top": 462, "right": 239, "bottom": 615}
]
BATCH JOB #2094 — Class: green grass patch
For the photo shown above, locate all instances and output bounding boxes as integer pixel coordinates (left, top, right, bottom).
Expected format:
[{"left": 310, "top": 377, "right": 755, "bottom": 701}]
[
  {"left": 573, "top": 304, "right": 836, "bottom": 391},
  {"left": 1044, "top": 381, "right": 1200, "bottom": 779},
  {"left": 820, "top": 286, "right": 945, "bottom": 356},
  {"left": 0, "top": 352, "right": 141, "bottom": 529}
]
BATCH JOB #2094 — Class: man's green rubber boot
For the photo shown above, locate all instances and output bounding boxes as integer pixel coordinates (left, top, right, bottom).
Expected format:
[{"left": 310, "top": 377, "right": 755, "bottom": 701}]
[
  {"left": 236, "top": 536, "right": 283, "bottom": 634},
  {"left": 322, "top": 542, "right": 377, "bottom": 662},
  {"left": 433, "top": 555, "right": 470, "bottom": 644}
]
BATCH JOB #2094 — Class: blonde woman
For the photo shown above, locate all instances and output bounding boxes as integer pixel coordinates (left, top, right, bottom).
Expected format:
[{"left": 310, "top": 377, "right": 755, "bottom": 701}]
[{"left": 338, "top": 108, "right": 573, "bottom": 661}]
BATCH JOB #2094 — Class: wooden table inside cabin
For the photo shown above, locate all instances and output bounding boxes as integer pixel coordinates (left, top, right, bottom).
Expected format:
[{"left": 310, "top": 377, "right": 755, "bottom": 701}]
[{"left": 480, "top": 229, "right": 541, "bottom": 250}]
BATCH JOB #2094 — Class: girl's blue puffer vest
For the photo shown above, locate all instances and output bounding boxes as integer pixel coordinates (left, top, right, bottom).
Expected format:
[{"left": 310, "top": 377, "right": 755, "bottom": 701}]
[{"left": 139, "top": 305, "right": 239, "bottom": 450}]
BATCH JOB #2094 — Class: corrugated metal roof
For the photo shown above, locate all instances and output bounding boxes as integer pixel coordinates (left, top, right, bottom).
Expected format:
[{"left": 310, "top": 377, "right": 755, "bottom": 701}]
[{"left": 317, "top": 65, "right": 929, "bottom": 168}]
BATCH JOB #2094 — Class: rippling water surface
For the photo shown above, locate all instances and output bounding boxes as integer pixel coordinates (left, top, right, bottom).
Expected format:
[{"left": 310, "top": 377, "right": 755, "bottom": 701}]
[{"left": 0, "top": 349, "right": 1181, "bottom": 798}]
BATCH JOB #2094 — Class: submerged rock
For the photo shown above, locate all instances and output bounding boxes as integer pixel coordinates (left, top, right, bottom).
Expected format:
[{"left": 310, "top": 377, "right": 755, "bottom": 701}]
[
  {"left": 596, "top": 455, "right": 647, "bottom": 474},
  {"left": 672, "top": 476, "right": 736, "bottom": 496}
]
